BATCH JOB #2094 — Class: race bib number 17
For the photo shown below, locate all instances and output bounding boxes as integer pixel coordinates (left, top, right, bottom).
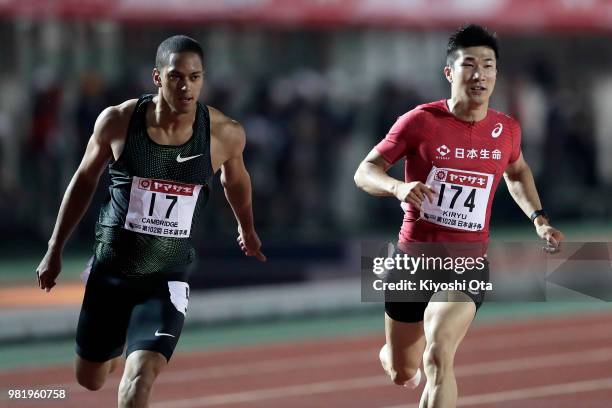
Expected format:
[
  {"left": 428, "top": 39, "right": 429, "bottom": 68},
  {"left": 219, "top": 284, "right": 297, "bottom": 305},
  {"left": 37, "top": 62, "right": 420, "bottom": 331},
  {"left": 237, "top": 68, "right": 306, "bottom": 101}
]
[
  {"left": 124, "top": 177, "right": 202, "bottom": 238},
  {"left": 420, "top": 167, "right": 493, "bottom": 232}
]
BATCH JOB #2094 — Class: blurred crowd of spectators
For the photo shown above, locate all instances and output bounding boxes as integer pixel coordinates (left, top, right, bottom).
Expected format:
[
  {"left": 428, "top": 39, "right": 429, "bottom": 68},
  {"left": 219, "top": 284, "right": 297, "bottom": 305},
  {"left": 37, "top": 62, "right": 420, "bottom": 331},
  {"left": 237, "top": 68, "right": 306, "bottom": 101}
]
[
  {"left": 1, "top": 63, "right": 430, "bottom": 243},
  {"left": 0, "top": 32, "right": 606, "bottom": 247}
]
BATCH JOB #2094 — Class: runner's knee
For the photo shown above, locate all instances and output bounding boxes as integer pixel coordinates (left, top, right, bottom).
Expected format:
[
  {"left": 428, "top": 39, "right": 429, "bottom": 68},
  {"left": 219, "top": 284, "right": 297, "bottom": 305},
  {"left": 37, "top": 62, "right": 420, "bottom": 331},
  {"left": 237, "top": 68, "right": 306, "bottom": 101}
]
[
  {"left": 380, "top": 344, "right": 422, "bottom": 387},
  {"left": 390, "top": 366, "right": 420, "bottom": 386},
  {"left": 119, "top": 371, "right": 156, "bottom": 407},
  {"left": 75, "top": 359, "right": 111, "bottom": 391},
  {"left": 76, "top": 368, "right": 106, "bottom": 391},
  {"left": 423, "top": 342, "right": 453, "bottom": 382}
]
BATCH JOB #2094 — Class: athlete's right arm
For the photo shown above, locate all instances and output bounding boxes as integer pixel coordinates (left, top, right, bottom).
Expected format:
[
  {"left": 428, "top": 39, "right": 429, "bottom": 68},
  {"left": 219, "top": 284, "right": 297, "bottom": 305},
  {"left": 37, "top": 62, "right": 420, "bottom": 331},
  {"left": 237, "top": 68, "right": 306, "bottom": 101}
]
[
  {"left": 36, "top": 106, "right": 123, "bottom": 292},
  {"left": 354, "top": 149, "right": 435, "bottom": 210}
]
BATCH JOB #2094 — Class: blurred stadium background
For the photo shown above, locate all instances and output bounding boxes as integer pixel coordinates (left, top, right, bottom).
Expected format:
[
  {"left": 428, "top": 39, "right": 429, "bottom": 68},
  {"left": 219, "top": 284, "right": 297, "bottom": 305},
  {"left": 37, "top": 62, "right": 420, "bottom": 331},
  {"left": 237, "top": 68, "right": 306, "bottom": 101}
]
[{"left": 1, "top": 1, "right": 611, "bottom": 407}]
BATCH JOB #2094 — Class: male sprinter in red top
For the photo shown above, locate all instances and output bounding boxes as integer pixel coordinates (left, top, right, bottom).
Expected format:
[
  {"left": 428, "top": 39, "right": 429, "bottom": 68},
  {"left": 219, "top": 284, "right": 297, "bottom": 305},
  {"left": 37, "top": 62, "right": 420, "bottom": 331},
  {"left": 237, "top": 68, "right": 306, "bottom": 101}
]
[{"left": 354, "top": 25, "right": 564, "bottom": 407}]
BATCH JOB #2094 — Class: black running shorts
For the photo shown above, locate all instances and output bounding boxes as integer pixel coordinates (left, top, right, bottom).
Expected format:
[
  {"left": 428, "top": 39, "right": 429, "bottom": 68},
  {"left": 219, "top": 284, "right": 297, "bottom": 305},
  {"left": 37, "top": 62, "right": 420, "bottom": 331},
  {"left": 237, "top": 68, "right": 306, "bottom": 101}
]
[
  {"left": 75, "top": 259, "right": 189, "bottom": 362},
  {"left": 384, "top": 247, "right": 489, "bottom": 323}
]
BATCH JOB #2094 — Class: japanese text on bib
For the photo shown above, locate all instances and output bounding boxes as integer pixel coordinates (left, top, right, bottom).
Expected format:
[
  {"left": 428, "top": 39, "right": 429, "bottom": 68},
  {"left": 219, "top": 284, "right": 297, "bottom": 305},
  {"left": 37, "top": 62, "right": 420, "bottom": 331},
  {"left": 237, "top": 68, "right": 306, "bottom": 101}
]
[
  {"left": 124, "top": 177, "right": 202, "bottom": 238},
  {"left": 419, "top": 167, "right": 493, "bottom": 231}
]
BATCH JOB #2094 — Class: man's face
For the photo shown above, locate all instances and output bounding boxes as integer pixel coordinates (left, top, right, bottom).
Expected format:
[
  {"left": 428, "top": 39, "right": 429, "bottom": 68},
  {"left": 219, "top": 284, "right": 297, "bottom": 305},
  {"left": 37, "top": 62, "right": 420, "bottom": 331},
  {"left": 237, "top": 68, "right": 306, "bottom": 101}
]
[
  {"left": 153, "top": 52, "right": 204, "bottom": 114},
  {"left": 445, "top": 46, "right": 497, "bottom": 107}
]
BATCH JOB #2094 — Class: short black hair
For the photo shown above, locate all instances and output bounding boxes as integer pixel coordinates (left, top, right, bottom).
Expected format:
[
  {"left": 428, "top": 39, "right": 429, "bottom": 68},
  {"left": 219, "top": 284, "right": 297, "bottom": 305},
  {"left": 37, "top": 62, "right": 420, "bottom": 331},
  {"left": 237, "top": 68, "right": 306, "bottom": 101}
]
[
  {"left": 155, "top": 35, "right": 204, "bottom": 70},
  {"left": 446, "top": 24, "right": 499, "bottom": 66}
]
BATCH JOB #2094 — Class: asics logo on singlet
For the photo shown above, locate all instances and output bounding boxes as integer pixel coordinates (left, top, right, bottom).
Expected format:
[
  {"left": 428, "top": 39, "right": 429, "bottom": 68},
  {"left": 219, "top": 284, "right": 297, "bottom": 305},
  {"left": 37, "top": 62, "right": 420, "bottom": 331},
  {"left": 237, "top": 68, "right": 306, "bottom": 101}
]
[
  {"left": 155, "top": 330, "right": 176, "bottom": 338},
  {"left": 491, "top": 123, "right": 503, "bottom": 138},
  {"left": 176, "top": 153, "right": 203, "bottom": 163},
  {"left": 436, "top": 145, "right": 450, "bottom": 156}
]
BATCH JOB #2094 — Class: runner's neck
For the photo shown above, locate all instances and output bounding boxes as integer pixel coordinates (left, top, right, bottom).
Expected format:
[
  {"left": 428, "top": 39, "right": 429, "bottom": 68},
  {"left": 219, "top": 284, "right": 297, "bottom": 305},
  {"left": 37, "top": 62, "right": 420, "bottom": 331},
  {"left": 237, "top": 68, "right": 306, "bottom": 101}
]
[{"left": 446, "top": 98, "right": 488, "bottom": 123}]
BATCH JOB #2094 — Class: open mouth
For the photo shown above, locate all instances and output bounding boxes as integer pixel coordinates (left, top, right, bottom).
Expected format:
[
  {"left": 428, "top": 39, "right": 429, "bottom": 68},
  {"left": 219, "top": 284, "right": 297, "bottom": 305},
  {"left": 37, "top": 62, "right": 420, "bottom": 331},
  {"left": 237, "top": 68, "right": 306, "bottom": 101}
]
[
  {"left": 470, "top": 85, "right": 486, "bottom": 92},
  {"left": 179, "top": 96, "right": 193, "bottom": 104}
]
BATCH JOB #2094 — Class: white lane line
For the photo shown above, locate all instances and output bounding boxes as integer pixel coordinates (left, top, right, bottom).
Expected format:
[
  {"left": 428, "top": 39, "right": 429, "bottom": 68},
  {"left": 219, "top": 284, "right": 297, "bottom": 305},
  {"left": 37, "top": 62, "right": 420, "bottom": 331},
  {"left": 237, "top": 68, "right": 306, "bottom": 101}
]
[
  {"left": 462, "top": 323, "right": 612, "bottom": 352},
  {"left": 457, "top": 347, "right": 612, "bottom": 376},
  {"left": 150, "top": 347, "right": 612, "bottom": 407},
  {"left": 382, "top": 377, "right": 612, "bottom": 408},
  {"left": 50, "top": 349, "right": 377, "bottom": 395},
  {"left": 149, "top": 349, "right": 374, "bottom": 383},
  {"left": 151, "top": 376, "right": 388, "bottom": 408},
  {"left": 30, "top": 321, "right": 612, "bottom": 394},
  {"left": 457, "top": 378, "right": 612, "bottom": 407}
]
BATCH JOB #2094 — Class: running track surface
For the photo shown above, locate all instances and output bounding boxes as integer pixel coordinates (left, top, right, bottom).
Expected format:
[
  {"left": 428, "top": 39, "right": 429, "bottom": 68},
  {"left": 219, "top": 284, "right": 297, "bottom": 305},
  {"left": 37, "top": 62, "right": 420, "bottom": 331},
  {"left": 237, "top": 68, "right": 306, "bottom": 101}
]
[{"left": 1, "top": 312, "right": 612, "bottom": 408}]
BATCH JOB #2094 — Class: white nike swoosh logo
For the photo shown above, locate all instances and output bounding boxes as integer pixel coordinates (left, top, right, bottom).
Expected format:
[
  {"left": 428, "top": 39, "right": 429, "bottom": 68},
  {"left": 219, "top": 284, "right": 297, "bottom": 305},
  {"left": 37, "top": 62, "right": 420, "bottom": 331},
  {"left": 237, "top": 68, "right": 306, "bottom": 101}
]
[
  {"left": 176, "top": 153, "right": 203, "bottom": 163},
  {"left": 155, "top": 330, "right": 176, "bottom": 338}
]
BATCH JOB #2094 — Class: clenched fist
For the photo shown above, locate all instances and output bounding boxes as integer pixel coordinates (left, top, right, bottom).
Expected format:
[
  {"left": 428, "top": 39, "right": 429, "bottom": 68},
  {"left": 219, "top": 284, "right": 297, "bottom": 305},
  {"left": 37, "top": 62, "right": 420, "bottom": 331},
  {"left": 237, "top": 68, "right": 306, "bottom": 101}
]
[{"left": 394, "top": 181, "right": 436, "bottom": 211}]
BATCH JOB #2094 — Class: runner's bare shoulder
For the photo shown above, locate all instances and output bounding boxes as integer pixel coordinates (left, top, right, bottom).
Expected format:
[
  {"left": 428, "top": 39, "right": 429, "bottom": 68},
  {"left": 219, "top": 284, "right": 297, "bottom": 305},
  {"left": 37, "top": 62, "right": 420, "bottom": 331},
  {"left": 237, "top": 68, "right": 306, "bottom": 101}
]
[
  {"left": 207, "top": 105, "right": 245, "bottom": 171},
  {"left": 94, "top": 99, "right": 138, "bottom": 159},
  {"left": 207, "top": 106, "right": 245, "bottom": 150}
]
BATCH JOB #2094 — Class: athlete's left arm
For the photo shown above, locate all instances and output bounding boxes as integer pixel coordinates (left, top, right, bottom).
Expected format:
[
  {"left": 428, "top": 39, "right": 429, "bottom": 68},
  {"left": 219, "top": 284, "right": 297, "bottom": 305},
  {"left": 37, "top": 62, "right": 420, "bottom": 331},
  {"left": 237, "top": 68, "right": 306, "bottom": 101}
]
[
  {"left": 504, "top": 152, "right": 565, "bottom": 251},
  {"left": 219, "top": 121, "right": 266, "bottom": 262}
]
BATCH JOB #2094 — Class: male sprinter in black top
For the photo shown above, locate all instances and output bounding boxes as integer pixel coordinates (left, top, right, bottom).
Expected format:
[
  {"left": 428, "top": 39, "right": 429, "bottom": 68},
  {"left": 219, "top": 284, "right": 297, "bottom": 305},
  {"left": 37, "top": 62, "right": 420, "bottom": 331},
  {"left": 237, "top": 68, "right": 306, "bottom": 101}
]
[{"left": 36, "top": 35, "right": 265, "bottom": 407}]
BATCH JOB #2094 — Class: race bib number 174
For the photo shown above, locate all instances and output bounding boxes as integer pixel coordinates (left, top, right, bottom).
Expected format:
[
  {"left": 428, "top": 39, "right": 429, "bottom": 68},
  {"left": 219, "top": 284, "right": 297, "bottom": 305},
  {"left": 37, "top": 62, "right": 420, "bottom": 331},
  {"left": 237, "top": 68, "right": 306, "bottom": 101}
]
[
  {"left": 124, "top": 177, "right": 202, "bottom": 238},
  {"left": 420, "top": 167, "right": 493, "bottom": 232}
]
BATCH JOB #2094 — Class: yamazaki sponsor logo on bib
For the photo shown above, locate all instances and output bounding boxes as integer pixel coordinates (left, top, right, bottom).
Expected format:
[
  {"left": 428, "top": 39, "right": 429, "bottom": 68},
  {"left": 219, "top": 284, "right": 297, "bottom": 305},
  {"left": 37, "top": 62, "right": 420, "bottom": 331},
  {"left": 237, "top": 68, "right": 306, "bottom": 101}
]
[
  {"left": 435, "top": 170, "right": 488, "bottom": 188},
  {"left": 125, "top": 176, "right": 202, "bottom": 238},
  {"left": 420, "top": 166, "right": 494, "bottom": 232},
  {"left": 138, "top": 179, "right": 195, "bottom": 196}
]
